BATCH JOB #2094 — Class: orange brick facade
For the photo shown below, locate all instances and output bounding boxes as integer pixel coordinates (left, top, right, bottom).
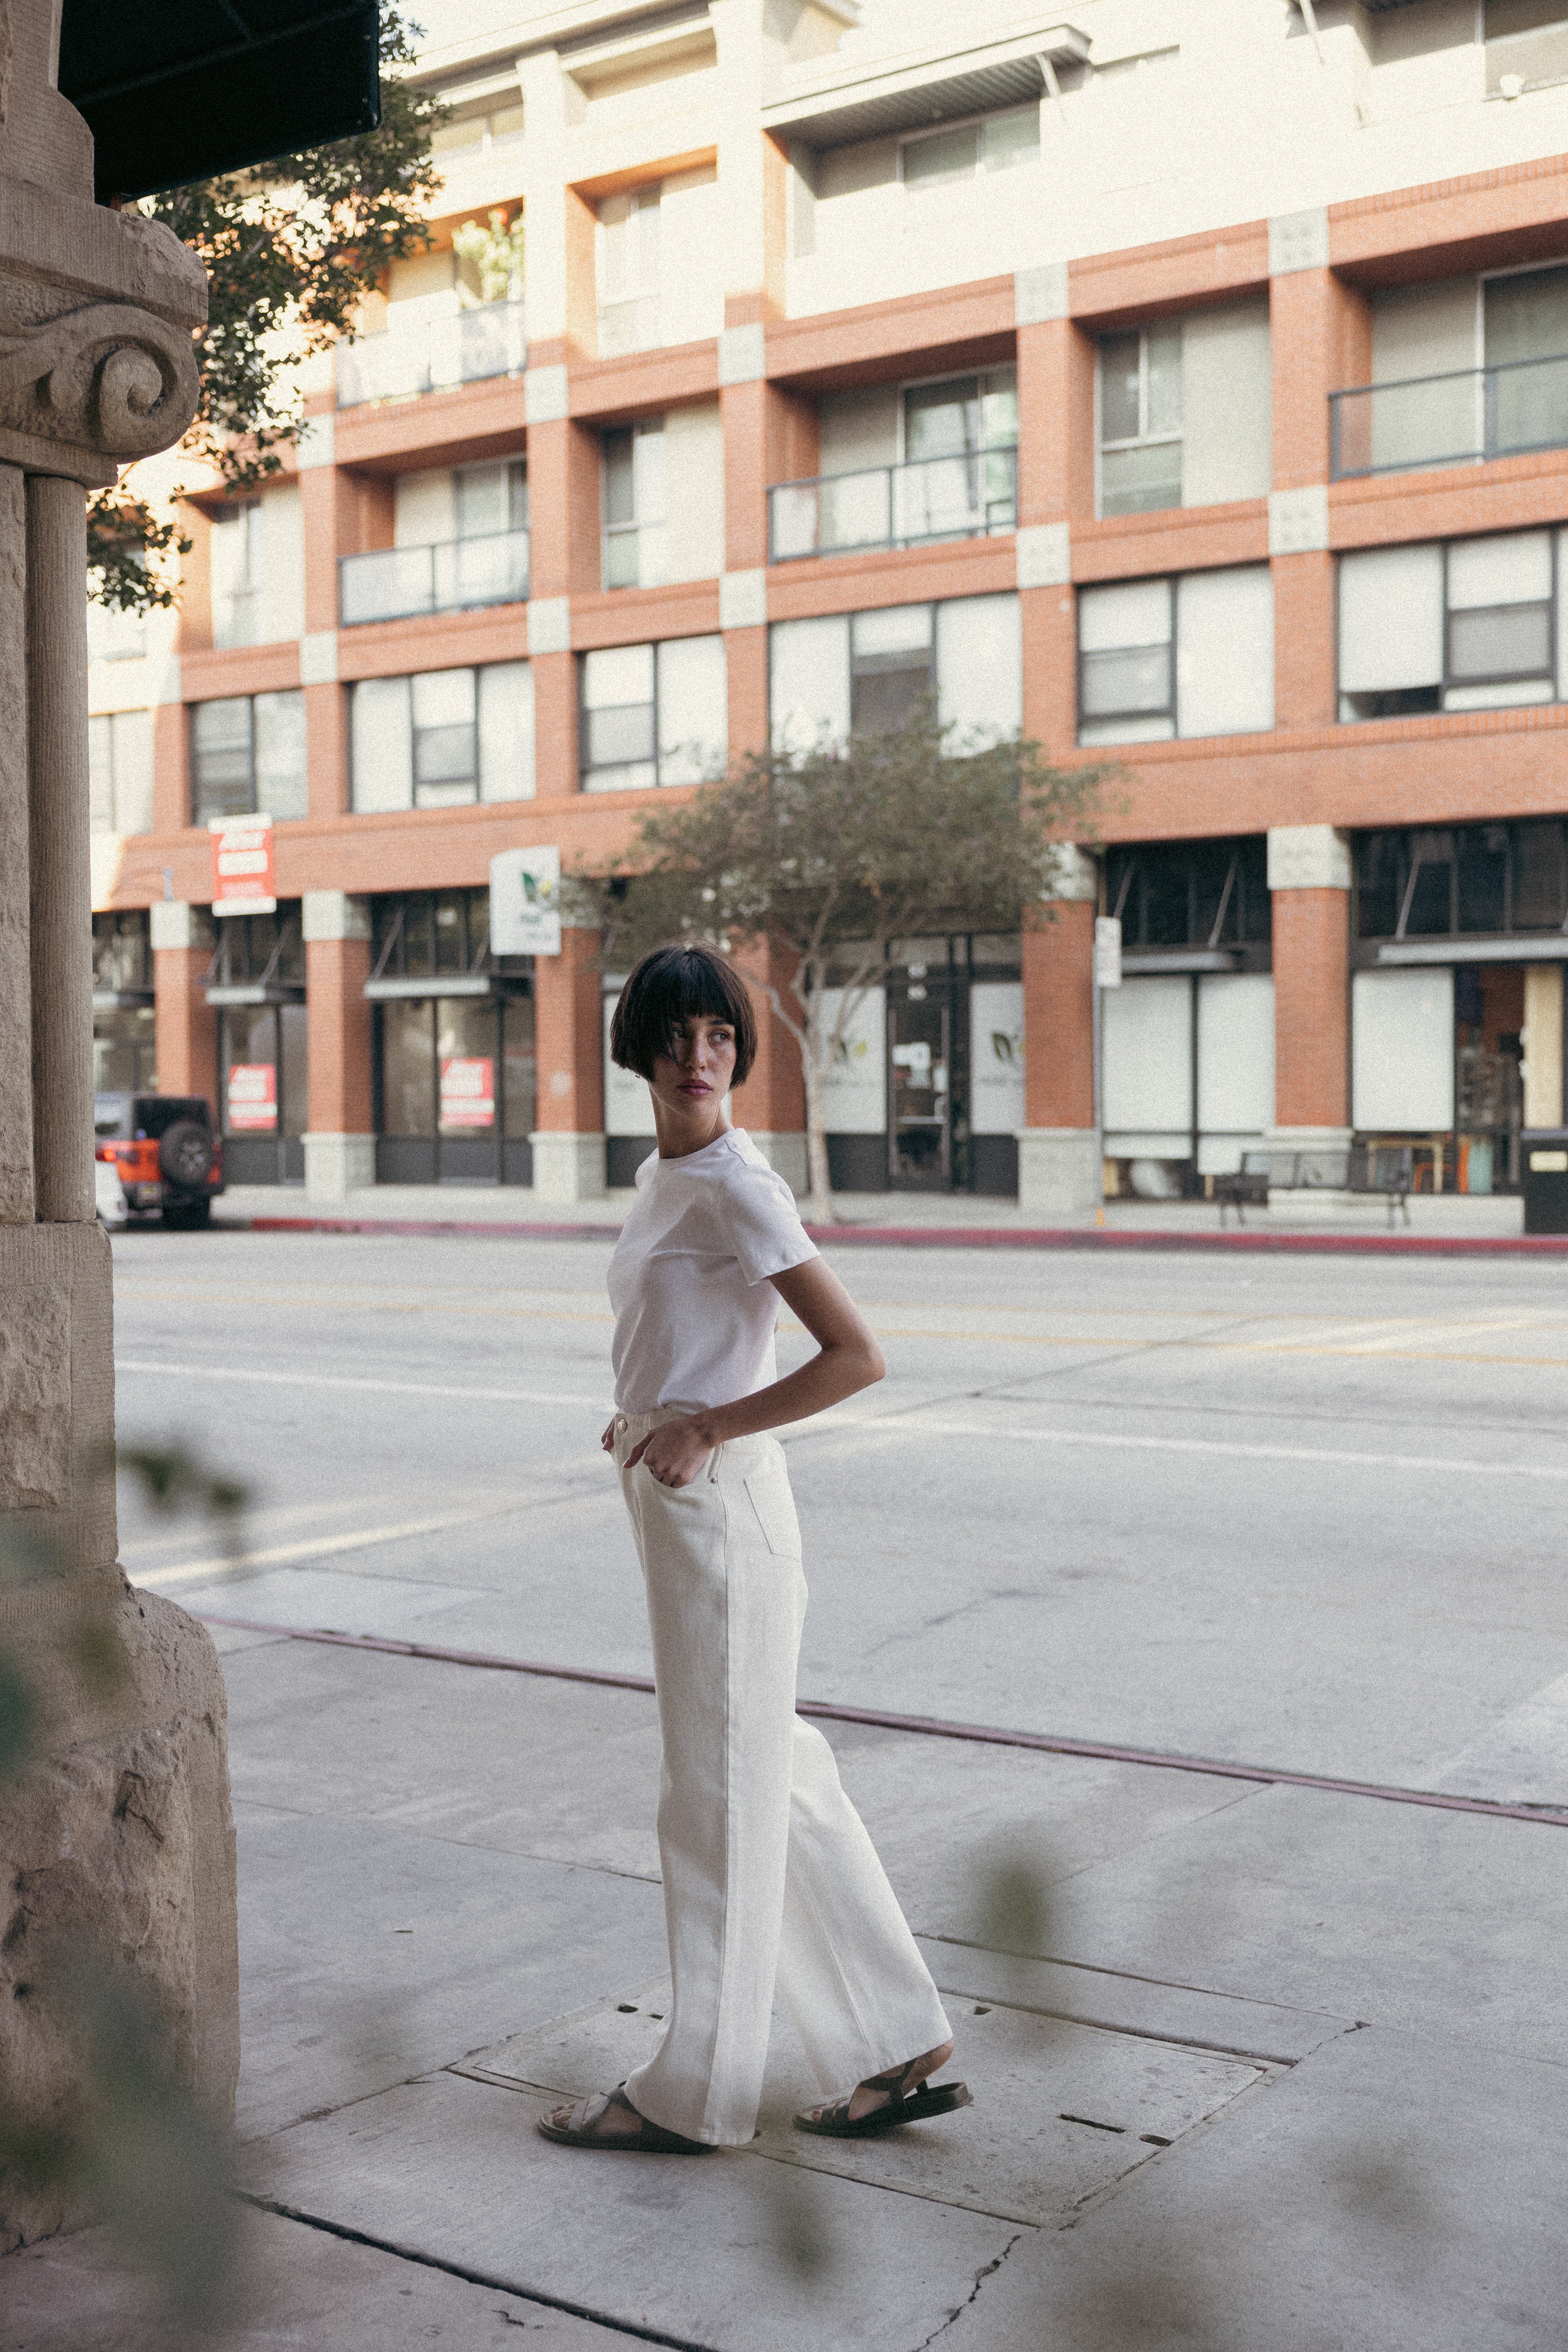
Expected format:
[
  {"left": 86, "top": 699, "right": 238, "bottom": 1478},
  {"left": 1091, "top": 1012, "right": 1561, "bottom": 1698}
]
[{"left": 96, "top": 139, "right": 1568, "bottom": 1200}]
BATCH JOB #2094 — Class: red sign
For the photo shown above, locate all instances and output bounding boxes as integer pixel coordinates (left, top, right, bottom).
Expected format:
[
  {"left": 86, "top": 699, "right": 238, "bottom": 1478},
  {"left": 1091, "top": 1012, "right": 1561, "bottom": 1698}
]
[
  {"left": 211, "top": 814, "right": 276, "bottom": 912},
  {"left": 227, "top": 1064, "right": 277, "bottom": 1130},
  {"left": 440, "top": 1056, "right": 494, "bottom": 1128}
]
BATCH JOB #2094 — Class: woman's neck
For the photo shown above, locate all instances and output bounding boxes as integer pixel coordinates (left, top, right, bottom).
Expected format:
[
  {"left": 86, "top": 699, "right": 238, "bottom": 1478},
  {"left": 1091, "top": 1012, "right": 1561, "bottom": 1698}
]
[{"left": 652, "top": 1099, "right": 734, "bottom": 1160}]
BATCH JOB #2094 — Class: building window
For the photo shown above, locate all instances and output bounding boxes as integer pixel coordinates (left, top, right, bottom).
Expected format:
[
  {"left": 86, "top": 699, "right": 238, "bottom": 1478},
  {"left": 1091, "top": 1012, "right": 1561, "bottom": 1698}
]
[
  {"left": 457, "top": 458, "right": 528, "bottom": 539},
  {"left": 1106, "top": 838, "right": 1272, "bottom": 950},
  {"left": 1354, "top": 822, "right": 1568, "bottom": 939},
  {"left": 603, "top": 421, "right": 666, "bottom": 588},
  {"left": 598, "top": 184, "right": 663, "bottom": 355},
  {"left": 1098, "top": 324, "right": 1183, "bottom": 516},
  {"left": 1484, "top": 0, "right": 1568, "bottom": 97},
  {"left": 579, "top": 636, "right": 727, "bottom": 791},
  {"left": 1077, "top": 568, "right": 1274, "bottom": 743},
  {"left": 770, "top": 594, "right": 1022, "bottom": 750},
  {"left": 1097, "top": 303, "right": 1271, "bottom": 517},
  {"left": 349, "top": 662, "right": 535, "bottom": 812},
  {"left": 89, "top": 709, "right": 154, "bottom": 834},
  {"left": 429, "top": 99, "right": 527, "bottom": 165},
  {"left": 190, "top": 691, "right": 307, "bottom": 825},
  {"left": 1337, "top": 531, "right": 1561, "bottom": 721},
  {"left": 899, "top": 105, "right": 1039, "bottom": 191},
  {"left": 86, "top": 599, "right": 146, "bottom": 662}
]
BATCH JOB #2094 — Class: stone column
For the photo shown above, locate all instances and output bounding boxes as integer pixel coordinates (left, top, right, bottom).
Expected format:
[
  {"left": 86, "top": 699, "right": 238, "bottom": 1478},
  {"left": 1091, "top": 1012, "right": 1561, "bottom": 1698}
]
[
  {"left": 1267, "top": 825, "right": 1352, "bottom": 1148},
  {"left": 0, "top": 6, "right": 239, "bottom": 2247},
  {"left": 0, "top": 465, "right": 34, "bottom": 1223},
  {"left": 1017, "top": 849, "right": 1100, "bottom": 1212},
  {"left": 531, "top": 925, "right": 606, "bottom": 1199}
]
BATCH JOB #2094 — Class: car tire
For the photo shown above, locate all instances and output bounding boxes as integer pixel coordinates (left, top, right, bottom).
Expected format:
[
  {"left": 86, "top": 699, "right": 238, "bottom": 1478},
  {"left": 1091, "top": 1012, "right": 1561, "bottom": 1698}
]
[
  {"left": 161, "top": 1199, "right": 212, "bottom": 1230},
  {"left": 158, "top": 1119, "right": 215, "bottom": 1189}
]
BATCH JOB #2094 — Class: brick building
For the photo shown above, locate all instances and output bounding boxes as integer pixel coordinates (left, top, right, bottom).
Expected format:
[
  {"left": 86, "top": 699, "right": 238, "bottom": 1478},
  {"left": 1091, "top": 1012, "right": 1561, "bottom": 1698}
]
[{"left": 89, "top": 0, "right": 1568, "bottom": 1205}]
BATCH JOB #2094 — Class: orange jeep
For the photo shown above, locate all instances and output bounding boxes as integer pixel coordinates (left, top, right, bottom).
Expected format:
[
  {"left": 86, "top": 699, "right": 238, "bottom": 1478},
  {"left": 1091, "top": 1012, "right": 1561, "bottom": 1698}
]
[{"left": 94, "top": 1093, "right": 225, "bottom": 1229}]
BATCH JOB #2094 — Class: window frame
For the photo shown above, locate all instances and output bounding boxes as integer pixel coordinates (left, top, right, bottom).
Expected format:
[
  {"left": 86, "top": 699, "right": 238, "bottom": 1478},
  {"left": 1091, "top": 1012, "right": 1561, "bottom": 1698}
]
[
  {"left": 1096, "top": 325, "right": 1184, "bottom": 519},
  {"left": 896, "top": 101, "right": 1041, "bottom": 192},
  {"left": 1076, "top": 577, "right": 1177, "bottom": 742},
  {"left": 578, "top": 636, "right": 725, "bottom": 792},
  {"left": 1335, "top": 529, "right": 1561, "bottom": 723}
]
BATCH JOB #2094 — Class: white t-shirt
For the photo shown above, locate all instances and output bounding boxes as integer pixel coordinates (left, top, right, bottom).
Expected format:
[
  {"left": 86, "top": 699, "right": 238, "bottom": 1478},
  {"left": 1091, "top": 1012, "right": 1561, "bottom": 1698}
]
[{"left": 608, "top": 1127, "right": 819, "bottom": 1414}]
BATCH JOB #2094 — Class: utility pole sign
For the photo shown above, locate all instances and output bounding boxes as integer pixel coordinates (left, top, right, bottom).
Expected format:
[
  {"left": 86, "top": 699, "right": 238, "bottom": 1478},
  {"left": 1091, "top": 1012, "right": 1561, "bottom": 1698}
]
[
  {"left": 1094, "top": 914, "right": 1123, "bottom": 989},
  {"left": 490, "top": 846, "right": 562, "bottom": 955}
]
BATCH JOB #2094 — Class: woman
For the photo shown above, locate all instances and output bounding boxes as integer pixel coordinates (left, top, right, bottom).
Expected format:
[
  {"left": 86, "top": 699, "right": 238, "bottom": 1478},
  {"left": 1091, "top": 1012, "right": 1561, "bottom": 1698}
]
[{"left": 539, "top": 943, "right": 970, "bottom": 2155}]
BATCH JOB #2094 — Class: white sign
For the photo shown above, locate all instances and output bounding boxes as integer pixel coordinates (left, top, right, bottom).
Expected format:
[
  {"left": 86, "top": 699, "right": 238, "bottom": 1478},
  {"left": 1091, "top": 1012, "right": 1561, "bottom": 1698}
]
[
  {"left": 969, "top": 982, "right": 1025, "bottom": 1135},
  {"left": 603, "top": 993, "right": 657, "bottom": 1136},
  {"left": 490, "top": 846, "right": 561, "bottom": 956},
  {"left": 819, "top": 988, "right": 886, "bottom": 1134},
  {"left": 1094, "top": 914, "right": 1123, "bottom": 989}
]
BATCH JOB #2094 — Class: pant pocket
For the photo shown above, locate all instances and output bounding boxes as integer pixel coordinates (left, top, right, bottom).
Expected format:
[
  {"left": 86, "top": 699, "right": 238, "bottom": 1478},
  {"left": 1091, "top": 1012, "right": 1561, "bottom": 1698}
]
[{"left": 742, "top": 1450, "right": 802, "bottom": 1558}]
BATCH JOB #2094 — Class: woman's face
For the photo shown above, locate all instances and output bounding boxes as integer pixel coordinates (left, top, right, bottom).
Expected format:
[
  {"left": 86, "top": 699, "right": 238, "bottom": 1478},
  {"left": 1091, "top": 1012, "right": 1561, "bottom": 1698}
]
[{"left": 649, "top": 1013, "right": 737, "bottom": 1127}]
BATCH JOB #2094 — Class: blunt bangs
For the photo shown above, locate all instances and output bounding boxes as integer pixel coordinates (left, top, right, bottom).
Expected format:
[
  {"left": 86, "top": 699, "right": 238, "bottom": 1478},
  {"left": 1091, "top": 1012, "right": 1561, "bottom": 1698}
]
[{"left": 610, "top": 944, "right": 758, "bottom": 1085}]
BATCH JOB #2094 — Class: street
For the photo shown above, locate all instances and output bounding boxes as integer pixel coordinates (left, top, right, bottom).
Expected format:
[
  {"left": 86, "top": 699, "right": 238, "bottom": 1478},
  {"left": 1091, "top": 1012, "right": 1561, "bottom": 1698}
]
[
  {"left": 16, "top": 1224, "right": 1562, "bottom": 2348},
  {"left": 117, "top": 1226, "right": 1568, "bottom": 1800}
]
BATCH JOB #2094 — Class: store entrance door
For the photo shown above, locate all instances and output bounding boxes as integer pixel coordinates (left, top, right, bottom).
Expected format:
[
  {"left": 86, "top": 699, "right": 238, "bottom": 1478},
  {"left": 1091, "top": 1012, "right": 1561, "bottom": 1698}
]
[
  {"left": 1456, "top": 964, "right": 1524, "bottom": 1192},
  {"left": 888, "top": 986, "right": 952, "bottom": 1188},
  {"left": 220, "top": 1003, "right": 306, "bottom": 1184}
]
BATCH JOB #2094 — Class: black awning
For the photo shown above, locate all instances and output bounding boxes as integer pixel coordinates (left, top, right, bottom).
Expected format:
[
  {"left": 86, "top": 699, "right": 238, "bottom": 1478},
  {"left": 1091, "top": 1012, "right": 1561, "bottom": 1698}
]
[{"left": 59, "top": 0, "right": 381, "bottom": 203}]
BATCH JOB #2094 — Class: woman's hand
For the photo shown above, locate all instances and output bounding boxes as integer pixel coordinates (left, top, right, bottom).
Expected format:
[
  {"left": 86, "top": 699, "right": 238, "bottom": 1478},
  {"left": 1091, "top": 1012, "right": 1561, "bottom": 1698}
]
[
  {"left": 626, "top": 1417, "right": 714, "bottom": 1489},
  {"left": 601, "top": 1418, "right": 618, "bottom": 1456}
]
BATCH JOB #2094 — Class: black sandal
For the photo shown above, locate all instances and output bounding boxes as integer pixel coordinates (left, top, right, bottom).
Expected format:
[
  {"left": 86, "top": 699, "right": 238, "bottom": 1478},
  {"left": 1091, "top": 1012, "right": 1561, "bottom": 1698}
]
[
  {"left": 794, "top": 2061, "right": 973, "bottom": 2139},
  {"left": 538, "top": 2082, "right": 715, "bottom": 2154}
]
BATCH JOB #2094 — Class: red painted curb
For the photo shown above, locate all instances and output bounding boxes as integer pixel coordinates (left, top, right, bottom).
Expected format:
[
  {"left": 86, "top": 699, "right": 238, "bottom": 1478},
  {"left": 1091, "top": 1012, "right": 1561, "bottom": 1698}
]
[{"left": 232, "top": 1211, "right": 1567, "bottom": 1257}]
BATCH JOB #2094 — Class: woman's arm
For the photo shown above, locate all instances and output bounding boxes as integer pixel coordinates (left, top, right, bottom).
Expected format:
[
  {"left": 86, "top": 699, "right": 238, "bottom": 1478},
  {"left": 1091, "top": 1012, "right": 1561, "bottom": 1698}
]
[{"left": 625, "top": 1258, "right": 884, "bottom": 1487}]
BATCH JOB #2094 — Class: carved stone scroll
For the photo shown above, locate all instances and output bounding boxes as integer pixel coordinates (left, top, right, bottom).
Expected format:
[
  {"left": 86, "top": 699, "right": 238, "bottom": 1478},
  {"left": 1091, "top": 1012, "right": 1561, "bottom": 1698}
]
[{"left": 0, "top": 298, "right": 199, "bottom": 459}]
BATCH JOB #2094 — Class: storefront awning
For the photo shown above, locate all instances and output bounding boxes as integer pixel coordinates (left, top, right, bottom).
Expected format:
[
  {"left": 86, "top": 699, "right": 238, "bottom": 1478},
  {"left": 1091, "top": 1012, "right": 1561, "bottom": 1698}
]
[{"left": 58, "top": 0, "right": 381, "bottom": 203}]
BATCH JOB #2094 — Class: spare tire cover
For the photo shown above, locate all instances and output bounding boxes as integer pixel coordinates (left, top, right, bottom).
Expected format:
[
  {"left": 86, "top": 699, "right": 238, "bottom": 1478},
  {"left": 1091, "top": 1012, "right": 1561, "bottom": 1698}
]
[{"left": 159, "top": 1119, "right": 214, "bottom": 1188}]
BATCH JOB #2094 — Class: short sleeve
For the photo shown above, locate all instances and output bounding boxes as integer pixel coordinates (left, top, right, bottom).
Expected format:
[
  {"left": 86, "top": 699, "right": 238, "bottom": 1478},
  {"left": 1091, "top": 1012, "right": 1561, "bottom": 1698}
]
[{"left": 716, "top": 1156, "right": 819, "bottom": 1287}]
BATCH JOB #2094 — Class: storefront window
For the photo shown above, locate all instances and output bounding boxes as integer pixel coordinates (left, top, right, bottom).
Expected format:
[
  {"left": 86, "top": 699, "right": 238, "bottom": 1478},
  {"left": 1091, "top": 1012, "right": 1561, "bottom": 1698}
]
[
  {"left": 1105, "top": 839, "right": 1271, "bottom": 951},
  {"left": 369, "top": 888, "right": 534, "bottom": 1183},
  {"left": 1355, "top": 822, "right": 1568, "bottom": 939}
]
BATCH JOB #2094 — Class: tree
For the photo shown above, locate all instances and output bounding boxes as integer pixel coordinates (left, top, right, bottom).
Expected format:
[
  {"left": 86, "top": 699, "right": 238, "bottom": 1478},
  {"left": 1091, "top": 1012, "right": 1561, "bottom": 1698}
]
[
  {"left": 567, "top": 709, "right": 1112, "bottom": 1219},
  {"left": 87, "top": 9, "right": 446, "bottom": 614}
]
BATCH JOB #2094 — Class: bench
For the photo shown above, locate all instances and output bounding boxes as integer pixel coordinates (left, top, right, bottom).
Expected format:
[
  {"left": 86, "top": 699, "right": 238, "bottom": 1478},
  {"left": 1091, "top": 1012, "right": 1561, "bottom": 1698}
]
[{"left": 1214, "top": 1146, "right": 1414, "bottom": 1230}]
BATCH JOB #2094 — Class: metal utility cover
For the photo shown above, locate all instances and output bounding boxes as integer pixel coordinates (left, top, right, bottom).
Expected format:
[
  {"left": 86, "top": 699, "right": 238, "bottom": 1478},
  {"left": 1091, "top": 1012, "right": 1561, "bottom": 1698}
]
[{"left": 58, "top": 1, "right": 381, "bottom": 202}]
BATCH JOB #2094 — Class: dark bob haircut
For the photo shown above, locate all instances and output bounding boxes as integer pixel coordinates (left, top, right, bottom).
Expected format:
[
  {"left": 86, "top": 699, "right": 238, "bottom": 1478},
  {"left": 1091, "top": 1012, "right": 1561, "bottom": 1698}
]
[{"left": 610, "top": 944, "right": 757, "bottom": 1086}]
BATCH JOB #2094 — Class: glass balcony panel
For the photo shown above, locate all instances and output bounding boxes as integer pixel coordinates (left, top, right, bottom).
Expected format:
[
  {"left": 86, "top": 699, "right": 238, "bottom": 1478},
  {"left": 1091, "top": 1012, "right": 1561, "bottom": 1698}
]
[
  {"left": 339, "top": 546, "right": 435, "bottom": 626},
  {"left": 768, "top": 446, "right": 1015, "bottom": 561},
  {"left": 1492, "top": 351, "right": 1568, "bottom": 455},
  {"left": 1333, "top": 352, "right": 1568, "bottom": 476},
  {"left": 339, "top": 299, "right": 524, "bottom": 407},
  {"left": 434, "top": 530, "right": 530, "bottom": 610},
  {"left": 341, "top": 532, "right": 529, "bottom": 625},
  {"left": 819, "top": 468, "right": 892, "bottom": 553}
]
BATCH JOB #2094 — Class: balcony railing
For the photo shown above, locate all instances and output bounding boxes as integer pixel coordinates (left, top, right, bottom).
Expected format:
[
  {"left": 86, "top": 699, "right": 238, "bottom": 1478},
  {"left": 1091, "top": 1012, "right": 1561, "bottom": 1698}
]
[
  {"left": 338, "top": 530, "right": 530, "bottom": 627},
  {"left": 336, "top": 298, "right": 526, "bottom": 409},
  {"left": 1330, "top": 351, "right": 1568, "bottom": 480},
  {"left": 768, "top": 445, "right": 1018, "bottom": 563}
]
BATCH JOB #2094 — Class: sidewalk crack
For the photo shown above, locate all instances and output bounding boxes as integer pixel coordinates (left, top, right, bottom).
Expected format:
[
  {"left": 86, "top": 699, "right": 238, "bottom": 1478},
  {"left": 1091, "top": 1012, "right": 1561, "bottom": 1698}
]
[{"left": 915, "top": 2229, "right": 1027, "bottom": 2348}]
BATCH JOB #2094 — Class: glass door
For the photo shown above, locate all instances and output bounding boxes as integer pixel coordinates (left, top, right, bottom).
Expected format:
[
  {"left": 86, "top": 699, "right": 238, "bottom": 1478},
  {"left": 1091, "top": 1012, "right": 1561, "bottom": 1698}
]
[
  {"left": 888, "top": 989, "right": 952, "bottom": 1188},
  {"left": 220, "top": 1004, "right": 305, "bottom": 1183}
]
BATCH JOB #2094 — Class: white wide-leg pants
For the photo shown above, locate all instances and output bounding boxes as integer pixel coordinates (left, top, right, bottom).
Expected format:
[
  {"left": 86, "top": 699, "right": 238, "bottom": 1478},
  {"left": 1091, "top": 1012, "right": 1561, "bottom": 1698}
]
[{"left": 613, "top": 1409, "right": 952, "bottom": 2148}]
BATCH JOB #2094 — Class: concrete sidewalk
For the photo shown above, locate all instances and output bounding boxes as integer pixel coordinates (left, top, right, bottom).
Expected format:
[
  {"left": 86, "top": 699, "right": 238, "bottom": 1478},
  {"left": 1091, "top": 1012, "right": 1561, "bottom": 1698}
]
[
  {"left": 212, "top": 1178, "right": 1530, "bottom": 1249},
  {"left": 10, "top": 1621, "right": 1567, "bottom": 2349}
]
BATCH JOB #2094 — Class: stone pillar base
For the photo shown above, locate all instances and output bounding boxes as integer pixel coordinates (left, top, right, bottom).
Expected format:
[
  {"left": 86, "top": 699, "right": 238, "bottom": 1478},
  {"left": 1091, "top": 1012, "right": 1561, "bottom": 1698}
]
[
  {"left": 1017, "top": 1127, "right": 1101, "bottom": 1213},
  {"left": 0, "top": 1583, "right": 240, "bottom": 2251},
  {"left": 747, "top": 1131, "right": 807, "bottom": 1194},
  {"left": 302, "top": 1132, "right": 377, "bottom": 1198},
  {"left": 529, "top": 1131, "right": 606, "bottom": 1202}
]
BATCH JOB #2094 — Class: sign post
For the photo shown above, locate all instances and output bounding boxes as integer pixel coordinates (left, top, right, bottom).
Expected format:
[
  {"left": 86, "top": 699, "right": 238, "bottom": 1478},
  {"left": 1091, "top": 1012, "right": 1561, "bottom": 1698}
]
[
  {"left": 1092, "top": 915, "right": 1122, "bottom": 1207},
  {"left": 490, "top": 846, "right": 562, "bottom": 956}
]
